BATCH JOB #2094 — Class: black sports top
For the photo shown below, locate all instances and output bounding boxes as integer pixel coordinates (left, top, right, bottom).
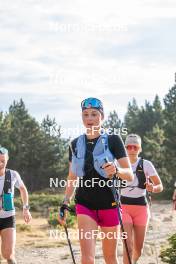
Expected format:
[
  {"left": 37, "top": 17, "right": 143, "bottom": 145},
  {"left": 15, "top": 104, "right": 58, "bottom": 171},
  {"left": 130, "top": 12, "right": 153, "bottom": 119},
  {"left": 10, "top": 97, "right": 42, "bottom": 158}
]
[{"left": 69, "top": 134, "right": 127, "bottom": 209}]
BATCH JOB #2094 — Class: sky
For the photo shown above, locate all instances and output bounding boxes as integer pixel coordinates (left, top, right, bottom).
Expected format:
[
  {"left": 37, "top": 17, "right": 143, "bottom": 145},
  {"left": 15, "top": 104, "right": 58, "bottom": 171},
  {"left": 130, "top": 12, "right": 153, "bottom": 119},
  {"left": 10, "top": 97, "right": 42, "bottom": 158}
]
[{"left": 0, "top": 0, "right": 176, "bottom": 138}]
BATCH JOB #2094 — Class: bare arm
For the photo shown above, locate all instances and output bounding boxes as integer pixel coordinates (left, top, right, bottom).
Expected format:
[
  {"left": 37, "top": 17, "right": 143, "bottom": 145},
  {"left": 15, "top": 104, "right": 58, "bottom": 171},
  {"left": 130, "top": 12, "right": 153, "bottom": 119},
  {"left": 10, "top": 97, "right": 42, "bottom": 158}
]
[
  {"left": 146, "top": 175, "right": 163, "bottom": 193},
  {"left": 116, "top": 157, "right": 134, "bottom": 181},
  {"left": 19, "top": 184, "right": 32, "bottom": 223},
  {"left": 58, "top": 163, "right": 77, "bottom": 225},
  {"left": 19, "top": 184, "right": 29, "bottom": 206},
  {"left": 62, "top": 162, "right": 77, "bottom": 204}
]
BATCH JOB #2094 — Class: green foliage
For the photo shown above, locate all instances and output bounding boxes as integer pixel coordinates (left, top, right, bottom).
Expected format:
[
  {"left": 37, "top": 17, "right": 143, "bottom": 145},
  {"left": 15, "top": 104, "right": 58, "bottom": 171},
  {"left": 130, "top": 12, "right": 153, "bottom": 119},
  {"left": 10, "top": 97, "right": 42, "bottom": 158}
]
[
  {"left": 124, "top": 95, "right": 164, "bottom": 139},
  {"left": 105, "top": 88, "right": 176, "bottom": 198},
  {"left": 1, "top": 84, "right": 176, "bottom": 199},
  {"left": 48, "top": 203, "right": 76, "bottom": 228},
  {"left": 163, "top": 85, "right": 176, "bottom": 187},
  {"left": 103, "top": 110, "right": 126, "bottom": 139},
  {"left": 103, "top": 110, "right": 122, "bottom": 129},
  {"left": 143, "top": 125, "right": 168, "bottom": 186},
  {"left": 160, "top": 233, "right": 176, "bottom": 263},
  {"left": 15, "top": 193, "right": 76, "bottom": 228},
  {"left": 124, "top": 98, "right": 140, "bottom": 134},
  {"left": 15, "top": 193, "right": 64, "bottom": 212},
  {"left": 0, "top": 99, "right": 69, "bottom": 191},
  {"left": 16, "top": 224, "right": 32, "bottom": 232}
]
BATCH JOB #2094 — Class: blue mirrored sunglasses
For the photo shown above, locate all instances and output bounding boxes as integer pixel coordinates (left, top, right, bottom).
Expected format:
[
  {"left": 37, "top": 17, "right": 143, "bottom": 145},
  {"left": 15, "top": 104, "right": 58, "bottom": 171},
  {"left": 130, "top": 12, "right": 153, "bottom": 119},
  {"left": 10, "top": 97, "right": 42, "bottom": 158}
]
[
  {"left": 81, "top": 98, "right": 103, "bottom": 110},
  {"left": 0, "top": 147, "right": 8, "bottom": 155}
]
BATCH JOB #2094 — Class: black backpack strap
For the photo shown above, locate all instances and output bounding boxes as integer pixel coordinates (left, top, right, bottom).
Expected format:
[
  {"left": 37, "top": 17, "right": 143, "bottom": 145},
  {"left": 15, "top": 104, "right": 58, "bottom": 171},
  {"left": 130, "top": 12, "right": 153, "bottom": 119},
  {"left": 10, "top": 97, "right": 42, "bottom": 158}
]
[
  {"left": 3, "top": 169, "right": 12, "bottom": 194},
  {"left": 69, "top": 142, "right": 75, "bottom": 155},
  {"left": 136, "top": 157, "right": 144, "bottom": 171},
  {"left": 136, "top": 157, "right": 146, "bottom": 189},
  {"left": 69, "top": 137, "right": 80, "bottom": 157}
]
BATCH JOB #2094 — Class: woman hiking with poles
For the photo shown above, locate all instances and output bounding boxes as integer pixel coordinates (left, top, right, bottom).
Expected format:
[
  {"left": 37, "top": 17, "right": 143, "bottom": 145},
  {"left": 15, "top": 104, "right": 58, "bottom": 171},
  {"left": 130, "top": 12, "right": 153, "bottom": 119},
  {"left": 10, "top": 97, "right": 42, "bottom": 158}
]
[
  {"left": 58, "top": 97, "right": 134, "bottom": 264},
  {"left": 121, "top": 134, "right": 163, "bottom": 264}
]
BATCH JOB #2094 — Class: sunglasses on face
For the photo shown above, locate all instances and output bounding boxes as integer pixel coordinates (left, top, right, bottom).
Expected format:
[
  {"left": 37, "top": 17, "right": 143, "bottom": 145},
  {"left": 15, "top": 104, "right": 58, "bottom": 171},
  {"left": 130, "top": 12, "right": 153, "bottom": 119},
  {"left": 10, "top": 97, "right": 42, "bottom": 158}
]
[
  {"left": 126, "top": 145, "right": 140, "bottom": 151},
  {"left": 0, "top": 147, "right": 8, "bottom": 155},
  {"left": 81, "top": 98, "right": 103, "bottom": 110}
]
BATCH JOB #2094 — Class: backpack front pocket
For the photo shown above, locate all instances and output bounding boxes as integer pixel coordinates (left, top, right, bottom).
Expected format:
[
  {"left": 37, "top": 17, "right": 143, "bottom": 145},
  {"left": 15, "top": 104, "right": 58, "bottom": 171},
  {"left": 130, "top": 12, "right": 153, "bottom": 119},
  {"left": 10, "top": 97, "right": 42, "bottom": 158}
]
[
  {"left": 94, "top": 153, "right": 108, "bottom": 178},
  {"left": 2, "top": 193, "right": 14, "bottom": 211},
  {"left": 71, "top": 155, "right": 85, "bottom": 177}
]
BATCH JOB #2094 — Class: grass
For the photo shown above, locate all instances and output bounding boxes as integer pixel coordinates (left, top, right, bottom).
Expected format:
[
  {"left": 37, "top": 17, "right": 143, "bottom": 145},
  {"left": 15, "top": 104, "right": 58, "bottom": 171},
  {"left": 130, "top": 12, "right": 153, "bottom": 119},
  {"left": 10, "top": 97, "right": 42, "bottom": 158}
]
[
  {"left": 15, "top": 214, "right": 75, "bottom": 248},
  {"left": 48, "top": 203, "right": 76, "bottom": 228},
  {"left": 15, "top": 193, "right": 77, "bottom": 228},
  {"left": 15, "top": 192, "right": 77, "bottom": 248},
  {"left": 16, "top": 224, "right": 32, "bottom": 232}
]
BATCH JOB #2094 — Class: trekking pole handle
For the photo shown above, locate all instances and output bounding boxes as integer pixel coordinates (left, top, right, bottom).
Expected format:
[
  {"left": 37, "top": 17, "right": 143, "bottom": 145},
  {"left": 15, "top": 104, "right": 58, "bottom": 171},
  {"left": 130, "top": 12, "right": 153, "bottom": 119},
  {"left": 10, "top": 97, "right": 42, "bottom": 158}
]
[{"left": 59, "top": 204, "right": 75, "bottom": 219}]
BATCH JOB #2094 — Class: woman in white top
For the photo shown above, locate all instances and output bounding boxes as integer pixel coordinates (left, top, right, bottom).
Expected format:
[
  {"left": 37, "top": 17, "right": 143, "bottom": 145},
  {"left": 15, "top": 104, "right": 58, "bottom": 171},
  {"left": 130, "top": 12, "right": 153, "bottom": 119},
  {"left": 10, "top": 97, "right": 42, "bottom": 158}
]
[
  {"left": 121, "top": 134, "right": 163, "bottom": 264},
  {"left": 0, "top": 147, "right": 32, "bottom": 264}
]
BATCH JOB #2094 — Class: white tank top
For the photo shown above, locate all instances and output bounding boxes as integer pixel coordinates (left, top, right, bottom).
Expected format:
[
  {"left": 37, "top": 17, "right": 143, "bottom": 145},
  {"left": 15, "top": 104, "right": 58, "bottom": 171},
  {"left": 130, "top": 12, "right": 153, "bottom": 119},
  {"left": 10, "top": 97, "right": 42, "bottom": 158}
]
[{"left": 121, "top": 158, "right": 158, "bottom": 198}]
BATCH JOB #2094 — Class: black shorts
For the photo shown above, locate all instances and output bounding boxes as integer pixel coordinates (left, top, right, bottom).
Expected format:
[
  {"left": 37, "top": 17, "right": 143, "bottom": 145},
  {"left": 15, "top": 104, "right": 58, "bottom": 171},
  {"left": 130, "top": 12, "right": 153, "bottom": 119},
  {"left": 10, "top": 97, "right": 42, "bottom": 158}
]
[{"left": 0, "top": 216, "right": 16, "bottom": 231}]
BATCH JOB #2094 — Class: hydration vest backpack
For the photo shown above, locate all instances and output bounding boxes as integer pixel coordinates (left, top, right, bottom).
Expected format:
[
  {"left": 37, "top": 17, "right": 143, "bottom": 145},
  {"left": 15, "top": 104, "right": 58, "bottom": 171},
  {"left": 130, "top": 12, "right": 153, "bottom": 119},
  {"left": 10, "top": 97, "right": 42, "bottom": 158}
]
[
  {"left": 3, "top": 169, "right": 12, "bottom": 193},
  {"left": 70, "top": 133, "right": 117, "bottom": 178},
  {"left": 2, "top": 169, "right": 14, "bottom": 211}
]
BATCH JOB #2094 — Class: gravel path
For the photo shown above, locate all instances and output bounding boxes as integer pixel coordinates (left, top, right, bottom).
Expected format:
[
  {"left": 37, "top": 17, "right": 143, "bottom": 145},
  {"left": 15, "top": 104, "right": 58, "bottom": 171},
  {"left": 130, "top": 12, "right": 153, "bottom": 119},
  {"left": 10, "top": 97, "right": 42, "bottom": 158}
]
[{"left": 1, "top": 201, "right": 175, "bottom": 264}]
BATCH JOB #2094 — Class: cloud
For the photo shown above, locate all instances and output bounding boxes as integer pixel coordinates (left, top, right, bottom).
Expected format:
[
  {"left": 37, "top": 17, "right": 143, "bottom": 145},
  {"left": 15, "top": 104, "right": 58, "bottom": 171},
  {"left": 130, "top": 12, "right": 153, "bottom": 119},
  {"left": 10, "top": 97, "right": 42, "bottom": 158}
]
[
  {"left": 96, "top": 18, "right": 176, "bottom": 63},
  {"left": 0, "top": 0, "right": 176, "bottom": 138}
]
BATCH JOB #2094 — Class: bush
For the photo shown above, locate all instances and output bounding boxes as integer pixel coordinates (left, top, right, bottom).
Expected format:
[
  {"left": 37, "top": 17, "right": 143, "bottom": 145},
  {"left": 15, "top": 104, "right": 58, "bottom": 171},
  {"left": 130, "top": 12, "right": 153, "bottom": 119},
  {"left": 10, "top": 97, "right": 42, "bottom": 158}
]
[
  {"left": 14, "top": 193, "right": 76, "bottom": 228},
  {"left": 160, "top": 233, "right": 176, "bottom": 263},
  {"left": 16, "top": 224, "right": 31, "bottom": 232},
  {"left": 15, "top": 193, "right": 64, "bottom": 213},
  {"left": 48, "top": 203, "right": 76, "bottom": 228}
]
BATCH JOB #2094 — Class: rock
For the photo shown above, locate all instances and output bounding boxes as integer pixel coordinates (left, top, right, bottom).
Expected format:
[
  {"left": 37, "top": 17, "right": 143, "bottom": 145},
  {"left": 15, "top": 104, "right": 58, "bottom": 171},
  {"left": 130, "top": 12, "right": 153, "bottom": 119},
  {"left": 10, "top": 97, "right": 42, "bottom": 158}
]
[
  {"left": 143, "top": 244, "right": 153, "bottom": 256},
  {"left": 163, "top": 216, "right": 173, "bottom": 222}
]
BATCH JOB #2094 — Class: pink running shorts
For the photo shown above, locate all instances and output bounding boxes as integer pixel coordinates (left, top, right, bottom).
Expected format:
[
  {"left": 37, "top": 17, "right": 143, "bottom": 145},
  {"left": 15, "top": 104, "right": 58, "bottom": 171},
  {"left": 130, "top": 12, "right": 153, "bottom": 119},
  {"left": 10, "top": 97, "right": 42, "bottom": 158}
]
[
  {"left": 76, "top": 204, "right": 119, "bottom": 227},
  {"left": 121, "top": 204, "right": 150, "bottom": 226}
]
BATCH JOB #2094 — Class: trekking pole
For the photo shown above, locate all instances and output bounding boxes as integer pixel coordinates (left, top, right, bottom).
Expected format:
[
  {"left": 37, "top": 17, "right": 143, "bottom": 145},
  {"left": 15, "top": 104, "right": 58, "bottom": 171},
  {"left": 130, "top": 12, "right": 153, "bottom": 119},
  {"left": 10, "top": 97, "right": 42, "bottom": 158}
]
[
  {"left": 146, "top": 176, "right": 159, "bottom": 264},
  {"left": 147, "top": 192, "right": 159, "bottom": 264},
  {"left": 104, "top": 158, "right": 132, "bottom": 264},
  {"left": 110, "top": 178, "right": 132, "bottom": 264},
  {"left": 59, "top": 204, "right": 76, "bottom": 264},
  {"left": 64, "top": 225, "right": 76, "bottom": 264}
]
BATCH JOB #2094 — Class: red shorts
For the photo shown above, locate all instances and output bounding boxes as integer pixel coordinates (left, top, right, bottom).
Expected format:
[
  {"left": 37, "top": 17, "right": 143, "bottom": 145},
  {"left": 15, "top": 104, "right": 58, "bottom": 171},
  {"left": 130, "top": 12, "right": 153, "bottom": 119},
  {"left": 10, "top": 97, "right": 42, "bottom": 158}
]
[
  {"left": 122, "top": 204, "right": 150, "bottom": 226},
  {"left": 76, "top": 204, "right": 119, "bottom": 227}
]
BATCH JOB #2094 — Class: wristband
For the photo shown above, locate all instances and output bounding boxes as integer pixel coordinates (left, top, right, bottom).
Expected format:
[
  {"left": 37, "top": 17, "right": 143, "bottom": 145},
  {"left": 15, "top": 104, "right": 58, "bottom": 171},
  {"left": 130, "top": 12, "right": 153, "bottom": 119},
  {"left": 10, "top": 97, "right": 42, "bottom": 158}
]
[
  {"left": 152, "top": 185, "right": 156, "bottom": 193},
  {"left": 23, "top": 204, "right": 30, "bottom": 210}
]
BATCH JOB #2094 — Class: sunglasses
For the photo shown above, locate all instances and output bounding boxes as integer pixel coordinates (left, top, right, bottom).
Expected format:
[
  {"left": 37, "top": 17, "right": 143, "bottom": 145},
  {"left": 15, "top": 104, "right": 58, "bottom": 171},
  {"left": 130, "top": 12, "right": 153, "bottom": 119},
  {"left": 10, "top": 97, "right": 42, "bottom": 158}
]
[
  {"left": 81, "top": 98, "right": 103, "bottom": 110},
  {"left": 0, "top": 147, "right": 8, "bottom": 155},
  {"left": 126, "top": 145, "right": 140, "bottom": 151}
]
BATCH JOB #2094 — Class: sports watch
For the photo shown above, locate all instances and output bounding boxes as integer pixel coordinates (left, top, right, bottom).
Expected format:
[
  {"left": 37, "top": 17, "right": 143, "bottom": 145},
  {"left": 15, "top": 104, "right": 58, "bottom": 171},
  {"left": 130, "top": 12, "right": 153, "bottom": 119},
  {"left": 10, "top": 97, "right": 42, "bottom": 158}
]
[{"left": 23, "top": 204, "right": 30, "bottom": 210}]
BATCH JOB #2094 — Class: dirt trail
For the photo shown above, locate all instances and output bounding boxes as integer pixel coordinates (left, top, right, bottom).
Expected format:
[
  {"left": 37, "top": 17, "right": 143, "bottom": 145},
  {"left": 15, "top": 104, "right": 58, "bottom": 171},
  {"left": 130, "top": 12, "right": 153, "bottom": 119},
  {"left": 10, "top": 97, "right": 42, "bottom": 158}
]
[{"left": 1, "top": 201, "right": 175, "bottom": 264}]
